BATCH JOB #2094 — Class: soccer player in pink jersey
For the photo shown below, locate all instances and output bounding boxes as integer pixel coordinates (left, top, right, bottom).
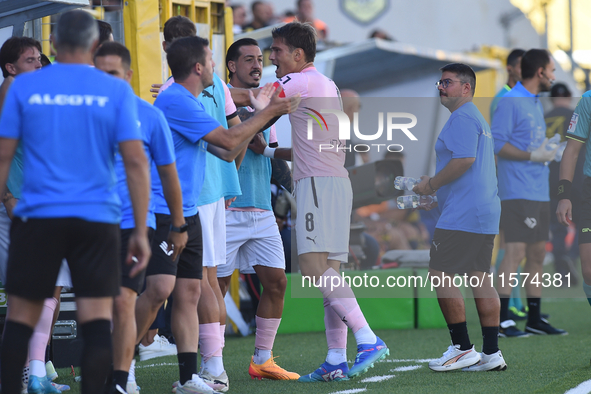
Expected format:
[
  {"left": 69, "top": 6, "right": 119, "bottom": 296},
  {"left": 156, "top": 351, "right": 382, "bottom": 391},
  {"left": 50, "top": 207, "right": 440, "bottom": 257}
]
[{"left": 269, "top": 22, "right": 389, "bottom": 381}]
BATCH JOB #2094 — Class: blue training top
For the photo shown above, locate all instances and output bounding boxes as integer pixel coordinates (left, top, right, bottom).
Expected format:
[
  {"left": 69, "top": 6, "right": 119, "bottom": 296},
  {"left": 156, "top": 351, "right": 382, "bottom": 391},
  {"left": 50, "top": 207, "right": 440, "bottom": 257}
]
[
  {"left": 491, "top": 81, "right": 549, "bottom": 201},
  {"left": 116, "top": 96, "right": 175, "bottom": 230},
  {"left": 0, "top": 63, "right": 141, "bottom": 223},
  {"left": 197, "top": 73, "right": 242, "bottom": 206},
  {"left": 435, "top": 101, "right": 500, "bottom": 234},
  {"left": 153, "top": 83, "right": 221, "bottom": 217}
]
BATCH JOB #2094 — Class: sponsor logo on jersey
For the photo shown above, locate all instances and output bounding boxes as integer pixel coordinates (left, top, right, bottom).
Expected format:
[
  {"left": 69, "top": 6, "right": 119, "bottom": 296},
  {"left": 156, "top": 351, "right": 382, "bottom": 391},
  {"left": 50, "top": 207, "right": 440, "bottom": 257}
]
[
  {"left": 28, "top": 94, "right": 109, "bottom": 107},
  {"left": 568, "top": 113, "right": 579, "bottom": 132}
]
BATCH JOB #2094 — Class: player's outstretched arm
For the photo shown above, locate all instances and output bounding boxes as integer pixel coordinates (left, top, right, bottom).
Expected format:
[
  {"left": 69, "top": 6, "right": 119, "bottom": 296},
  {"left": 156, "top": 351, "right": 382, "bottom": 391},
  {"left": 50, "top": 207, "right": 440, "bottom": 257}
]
[
  {"left": 557, "top": 139, "right": 583, "bottom": 226},
  {"left": 203, "top": 87, "right": 301, "bottom": 152},
  {"left": 206, "top": 115, "right": 249, "bottom": 163},
  {"left": 156, "top": 162, "right": 187, "bottom": 260},
  {"left": 120, "top": 139, "right": 151, "bottom": 276},
  {"left": 206, "top": 139, "right": 249, "bottom": 163}
]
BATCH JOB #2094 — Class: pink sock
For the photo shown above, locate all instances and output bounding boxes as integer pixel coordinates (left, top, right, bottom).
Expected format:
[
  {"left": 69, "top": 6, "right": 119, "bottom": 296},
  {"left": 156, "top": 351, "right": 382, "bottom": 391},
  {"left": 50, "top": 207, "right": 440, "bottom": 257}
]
[
  {"left": 215, "top": 324, "right": 225, "bottom": 357},
  {"left": 28, "top": 298, "right": 58, "bottom": 375},
  {"left": 324, "top": 298, "right": 347, "bottom": 349},
  {"left": 199, "top": 323, "right": 221, "bottom": 363},
  {"left": 254, "top": 316, "right": 280, "bottom": 351},
  {"left": 318, "top": 268, "right": 368, "bottom": 333}
]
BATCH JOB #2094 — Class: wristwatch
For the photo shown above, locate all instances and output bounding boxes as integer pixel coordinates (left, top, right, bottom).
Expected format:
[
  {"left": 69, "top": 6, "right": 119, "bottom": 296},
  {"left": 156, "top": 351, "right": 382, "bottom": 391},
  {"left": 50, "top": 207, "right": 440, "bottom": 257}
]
[{"left": 170, "top": 223, "right": 189, "bottom": 233}]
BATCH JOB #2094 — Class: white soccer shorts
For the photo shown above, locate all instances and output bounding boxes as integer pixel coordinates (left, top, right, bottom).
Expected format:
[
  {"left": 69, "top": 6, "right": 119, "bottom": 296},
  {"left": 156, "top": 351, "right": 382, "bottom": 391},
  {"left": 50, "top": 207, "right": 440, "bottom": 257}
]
[
  {"left": 198, "top": 197, "right": 227, "bottom": 267},
  {"left": 294, "top": 176, "right": 352, "bottom": 262},
  {"left": 217, "top": 210, "right": 285, "bottom": 278}
]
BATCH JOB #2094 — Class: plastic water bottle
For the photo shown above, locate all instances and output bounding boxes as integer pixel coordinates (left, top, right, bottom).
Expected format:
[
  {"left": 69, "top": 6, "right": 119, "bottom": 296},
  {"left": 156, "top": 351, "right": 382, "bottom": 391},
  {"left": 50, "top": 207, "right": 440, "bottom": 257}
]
[
  {"left": 396, "top": 195, "right": 438, "bottom": 209},
  {"left": 546, "top": 134, "right": 561, "bottom": 151},
  {"left": 394, "top": 176, "right": 420, "bottom": 191}
]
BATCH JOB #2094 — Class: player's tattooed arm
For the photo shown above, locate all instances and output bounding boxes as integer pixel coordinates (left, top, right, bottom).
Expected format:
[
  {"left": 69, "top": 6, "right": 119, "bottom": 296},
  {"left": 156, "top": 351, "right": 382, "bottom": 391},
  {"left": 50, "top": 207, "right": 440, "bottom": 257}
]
[{"left": 237, "top": 107, "right": 254, "bottom": 122}]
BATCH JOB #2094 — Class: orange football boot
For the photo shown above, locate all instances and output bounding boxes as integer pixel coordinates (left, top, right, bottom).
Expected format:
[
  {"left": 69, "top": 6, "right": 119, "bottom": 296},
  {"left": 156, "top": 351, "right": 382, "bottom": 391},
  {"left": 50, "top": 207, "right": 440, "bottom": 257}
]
[{"left": 248, "top": 353, "right": 300, "bottom": 380}]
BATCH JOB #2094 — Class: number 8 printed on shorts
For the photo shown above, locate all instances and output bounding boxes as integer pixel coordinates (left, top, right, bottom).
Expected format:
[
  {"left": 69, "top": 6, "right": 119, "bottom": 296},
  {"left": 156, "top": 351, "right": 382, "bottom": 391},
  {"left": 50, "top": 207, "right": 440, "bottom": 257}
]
[{"left": 305, "top": 212, "right": 314, "bottom": 232}]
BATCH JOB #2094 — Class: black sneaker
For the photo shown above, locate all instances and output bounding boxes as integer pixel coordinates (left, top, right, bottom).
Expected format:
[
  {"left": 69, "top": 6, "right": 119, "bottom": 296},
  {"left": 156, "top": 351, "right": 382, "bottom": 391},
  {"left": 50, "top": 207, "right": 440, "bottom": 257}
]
[
  {"left": 519, "top": 306, "right": 551, "bottom": 320},
  {"left": 499, "top": 320, "right": 531, "bottom": 338},
  {"left": 525, "top": 320, "right": 568, "bottom": 335}
]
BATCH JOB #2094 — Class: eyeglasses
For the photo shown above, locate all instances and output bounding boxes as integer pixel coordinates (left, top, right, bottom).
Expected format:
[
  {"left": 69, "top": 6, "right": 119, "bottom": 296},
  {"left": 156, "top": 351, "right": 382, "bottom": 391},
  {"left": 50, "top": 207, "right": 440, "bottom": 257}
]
[{"left": 435, "top": 79, "right": 466, "bottom": 89}]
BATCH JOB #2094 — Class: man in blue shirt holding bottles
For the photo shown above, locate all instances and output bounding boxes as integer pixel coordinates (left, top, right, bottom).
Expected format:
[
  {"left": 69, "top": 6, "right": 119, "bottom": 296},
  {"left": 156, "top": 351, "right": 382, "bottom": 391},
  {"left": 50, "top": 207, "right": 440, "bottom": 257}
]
[
  {"left": 0, "top": 10, "right": 151, "bottom": 394},
  {"left": 492, "top": 49, "right": 567, "bottom": 337},
  {"left": 415, "top": 63, "right": 505, "bottom": 372}
]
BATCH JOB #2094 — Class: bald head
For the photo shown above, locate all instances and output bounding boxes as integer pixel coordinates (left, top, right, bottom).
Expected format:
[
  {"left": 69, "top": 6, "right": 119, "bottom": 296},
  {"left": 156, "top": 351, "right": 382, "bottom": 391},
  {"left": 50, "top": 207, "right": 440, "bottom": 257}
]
[{"left": 341, "top": 89, "right": 360, "bottom": 121}]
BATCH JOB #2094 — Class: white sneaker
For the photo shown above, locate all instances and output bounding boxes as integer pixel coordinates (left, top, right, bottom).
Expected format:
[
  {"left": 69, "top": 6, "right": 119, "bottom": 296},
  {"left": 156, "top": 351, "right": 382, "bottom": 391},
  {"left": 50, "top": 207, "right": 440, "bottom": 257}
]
[
  {"left": 462, "top": 350, "right": 507, "bottom": 371},
  {"left": 175, "top": 374, "right": 215, "bottom": 394},
  {"left": 139, "top": 334, "right": 177, "bottom": 361},
  {"left": 127, "top": 359, "right": 140, "bottom": 394},
  {"left": 429, "top": 344, "right": 480, "bottom": 372},
  {"left": 199, "top": 370, "right": 229, "bottom": 393}
]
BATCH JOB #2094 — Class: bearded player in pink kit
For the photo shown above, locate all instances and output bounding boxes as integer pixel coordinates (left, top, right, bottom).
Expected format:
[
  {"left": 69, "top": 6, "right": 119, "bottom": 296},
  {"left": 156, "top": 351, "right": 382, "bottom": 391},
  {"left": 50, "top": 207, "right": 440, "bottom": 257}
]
[{"left": 269, "top": 22, "right": 389, "bottom": 382}]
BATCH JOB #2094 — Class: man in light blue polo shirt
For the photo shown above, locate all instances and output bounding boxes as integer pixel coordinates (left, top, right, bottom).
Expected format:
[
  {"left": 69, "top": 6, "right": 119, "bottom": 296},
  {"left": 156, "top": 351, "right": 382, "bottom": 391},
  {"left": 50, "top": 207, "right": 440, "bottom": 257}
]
[
  {"left": 492, "top": 49, "right": 567, "bottom": 337},
  {"left": 415, "top": 63, "right": 504, "bottom": 372}
]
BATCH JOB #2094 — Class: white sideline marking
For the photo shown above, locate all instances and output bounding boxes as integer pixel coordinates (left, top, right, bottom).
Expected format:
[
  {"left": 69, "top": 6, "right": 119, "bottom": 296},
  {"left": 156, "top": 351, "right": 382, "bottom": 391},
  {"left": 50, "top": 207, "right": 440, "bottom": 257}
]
[
  {"left": 391, "top": 365, "right": 422, "bottom": 372},
  {"left": 565, "top": 379, "right": 591, "bottom": 394},
  {"left": 135, "top": 362, "right": 178, "bottom": 369},
  {"left": 383, "top": 358, "right": 436, "bottom": 363},
  {"left": 361, "top": 374, "right": 395, "bottom": 383},
  {"left": 329, "top": 389, "right": 367, "bottom": 394}
]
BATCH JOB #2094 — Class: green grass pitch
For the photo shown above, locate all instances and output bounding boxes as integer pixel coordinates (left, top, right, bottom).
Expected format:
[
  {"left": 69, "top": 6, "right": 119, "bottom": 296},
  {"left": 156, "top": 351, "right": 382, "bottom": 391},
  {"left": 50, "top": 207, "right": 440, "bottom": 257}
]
[{"left": 53, "top": 296, "right": 590, "bottom": 394}]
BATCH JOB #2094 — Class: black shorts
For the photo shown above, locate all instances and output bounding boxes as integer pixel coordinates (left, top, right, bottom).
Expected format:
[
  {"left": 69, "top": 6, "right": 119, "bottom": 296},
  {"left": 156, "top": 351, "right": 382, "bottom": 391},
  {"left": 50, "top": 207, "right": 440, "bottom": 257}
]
[
  {"left": 7, "top": 217, "right": 120, "bottom": 300},
  {"left": 578, "top": 177, "right": 591, "bottom": 244},
  {"left": 429, "top": 229, "right": 495, "bottom": 274},
  {"left": 500, "top": 199, "right": 550, "bottom": 243},
  {"left": 120, "top": 227, "right": 154, "bottom": 294},
  {"left": 145, "top": 213, "right": 203, "bottom": 279}
]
